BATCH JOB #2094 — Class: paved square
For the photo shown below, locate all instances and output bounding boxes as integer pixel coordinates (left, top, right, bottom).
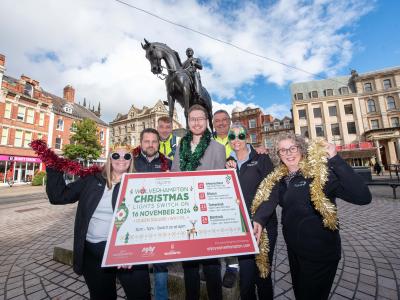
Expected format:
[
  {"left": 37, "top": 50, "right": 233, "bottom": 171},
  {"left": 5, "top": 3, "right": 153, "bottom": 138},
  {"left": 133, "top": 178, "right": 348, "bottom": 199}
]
[{"left": 0, "top": 185, "right": 399, "bottom": 299}]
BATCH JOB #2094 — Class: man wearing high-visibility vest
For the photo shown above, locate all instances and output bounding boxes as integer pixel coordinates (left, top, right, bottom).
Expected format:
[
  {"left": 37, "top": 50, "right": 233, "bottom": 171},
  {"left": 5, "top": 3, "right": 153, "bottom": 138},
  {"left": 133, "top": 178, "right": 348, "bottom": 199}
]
[
  {"left": 213, "top": 109, "right": 233, "bottom": 159},
  {"left": 157, "top": 116, "right": 178, "bottom": 160}
]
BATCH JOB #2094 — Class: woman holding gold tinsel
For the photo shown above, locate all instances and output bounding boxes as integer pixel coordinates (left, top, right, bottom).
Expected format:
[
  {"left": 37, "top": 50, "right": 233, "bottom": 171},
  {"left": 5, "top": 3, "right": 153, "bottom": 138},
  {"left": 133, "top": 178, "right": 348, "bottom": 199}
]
[
  {"left": 46, "top": 143, "right": 150, "bottom": 300},
  {"left": 253, "top": 133, "right": 371, "bottom": 300},
  {"left": 225, "top": 122, "right": 276, "bottom": 300}
]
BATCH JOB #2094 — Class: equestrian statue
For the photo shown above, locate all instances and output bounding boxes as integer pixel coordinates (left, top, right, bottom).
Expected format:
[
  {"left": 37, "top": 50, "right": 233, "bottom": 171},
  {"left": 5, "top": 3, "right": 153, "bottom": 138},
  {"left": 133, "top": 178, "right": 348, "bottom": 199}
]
[{"left": 142, "top": 39, "right": 213, "bottom": 131}]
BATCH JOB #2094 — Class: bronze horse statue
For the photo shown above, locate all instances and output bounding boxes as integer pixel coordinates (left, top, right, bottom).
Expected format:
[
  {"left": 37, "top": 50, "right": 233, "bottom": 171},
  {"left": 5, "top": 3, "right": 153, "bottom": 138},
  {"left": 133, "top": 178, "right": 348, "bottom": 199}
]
[{"left": 142, "top": 39, "right": 213, "bottom": 131}]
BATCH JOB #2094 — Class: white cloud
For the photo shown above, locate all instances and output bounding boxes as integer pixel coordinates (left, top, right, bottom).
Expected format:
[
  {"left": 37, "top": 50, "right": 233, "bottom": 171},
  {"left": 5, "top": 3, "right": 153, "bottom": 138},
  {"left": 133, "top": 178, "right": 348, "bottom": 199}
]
[{"left": 0, "top": 0, "right": 374, "bottom": 124}]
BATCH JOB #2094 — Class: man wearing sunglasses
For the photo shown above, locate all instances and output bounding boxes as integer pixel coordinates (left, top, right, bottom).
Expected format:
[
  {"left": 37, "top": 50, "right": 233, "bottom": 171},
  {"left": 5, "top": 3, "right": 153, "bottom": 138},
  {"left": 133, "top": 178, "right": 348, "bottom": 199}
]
[{"left": 133, "top": 128, "right": 172, "bottom": 300}]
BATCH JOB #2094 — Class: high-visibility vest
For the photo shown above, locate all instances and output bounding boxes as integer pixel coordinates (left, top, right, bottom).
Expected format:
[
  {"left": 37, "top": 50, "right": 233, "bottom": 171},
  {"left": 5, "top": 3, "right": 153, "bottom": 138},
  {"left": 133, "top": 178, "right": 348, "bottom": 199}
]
[
  {"left": 159, "top": 134, "right": 178, "bottom": 160},
  {"left": 213, "top": 134, "right": 232, "bottom": 159}
]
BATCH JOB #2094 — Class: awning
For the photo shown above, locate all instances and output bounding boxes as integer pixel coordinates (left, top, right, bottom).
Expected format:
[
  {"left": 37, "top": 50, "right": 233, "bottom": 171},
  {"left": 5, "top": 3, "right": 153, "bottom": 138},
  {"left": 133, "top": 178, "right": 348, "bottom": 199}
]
[{"left": 338, "top": 149, "right": 376, "bottom": 159}]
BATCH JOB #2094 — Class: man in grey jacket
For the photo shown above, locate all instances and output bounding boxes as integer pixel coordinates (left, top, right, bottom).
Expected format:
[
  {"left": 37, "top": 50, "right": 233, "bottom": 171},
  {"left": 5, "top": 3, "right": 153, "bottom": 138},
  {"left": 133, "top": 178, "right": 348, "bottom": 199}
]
[{"left": 171, "top": 104, "right": 225, "bottom": 300}]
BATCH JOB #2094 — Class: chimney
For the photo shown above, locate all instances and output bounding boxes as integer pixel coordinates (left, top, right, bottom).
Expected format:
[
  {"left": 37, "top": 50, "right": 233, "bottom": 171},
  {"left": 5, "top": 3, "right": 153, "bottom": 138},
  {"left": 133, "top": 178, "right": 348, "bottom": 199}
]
[
  {"left": 0, "top": 54, "right": 5, "bottom": 67},
  {"left": 63, "top": 85, "right": 75, "bottom": 102}
]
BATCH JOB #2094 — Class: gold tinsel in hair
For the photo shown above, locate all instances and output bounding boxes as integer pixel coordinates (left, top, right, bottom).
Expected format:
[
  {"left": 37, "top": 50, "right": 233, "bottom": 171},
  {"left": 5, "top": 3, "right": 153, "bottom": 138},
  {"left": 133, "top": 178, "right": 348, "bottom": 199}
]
[{"left": 251, "top": 138, "right": 338, "bottom": 277}]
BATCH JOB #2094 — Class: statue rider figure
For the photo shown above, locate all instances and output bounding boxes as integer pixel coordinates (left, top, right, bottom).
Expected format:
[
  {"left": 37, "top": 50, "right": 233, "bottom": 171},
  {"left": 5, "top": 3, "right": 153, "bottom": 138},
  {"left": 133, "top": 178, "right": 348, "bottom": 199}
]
[{"left": 182, "top": 48, "right": 203, "bottom": 98}]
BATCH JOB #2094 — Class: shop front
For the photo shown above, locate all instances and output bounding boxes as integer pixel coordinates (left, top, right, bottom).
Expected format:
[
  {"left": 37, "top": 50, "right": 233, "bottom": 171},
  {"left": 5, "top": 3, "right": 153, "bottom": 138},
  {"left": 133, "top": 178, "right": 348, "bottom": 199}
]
[{"left": 0, "top": 155, "right": 43, "bottom": 185}]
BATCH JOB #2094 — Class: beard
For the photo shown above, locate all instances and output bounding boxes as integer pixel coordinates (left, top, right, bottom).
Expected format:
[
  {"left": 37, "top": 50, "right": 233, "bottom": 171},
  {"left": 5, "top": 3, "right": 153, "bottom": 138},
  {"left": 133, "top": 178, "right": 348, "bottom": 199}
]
[{"left": 142, "top": 147, "right": 158, "bottom": 157}]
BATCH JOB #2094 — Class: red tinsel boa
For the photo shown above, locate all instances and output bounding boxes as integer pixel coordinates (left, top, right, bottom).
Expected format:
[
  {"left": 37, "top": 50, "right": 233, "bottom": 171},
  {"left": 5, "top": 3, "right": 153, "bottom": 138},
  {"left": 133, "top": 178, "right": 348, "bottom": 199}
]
[
  {"left": 132, "top": 146, "right": 170, "bottom": 172},
  {"left": 30, "top": 139, "right": 102, "bottom": 177}
]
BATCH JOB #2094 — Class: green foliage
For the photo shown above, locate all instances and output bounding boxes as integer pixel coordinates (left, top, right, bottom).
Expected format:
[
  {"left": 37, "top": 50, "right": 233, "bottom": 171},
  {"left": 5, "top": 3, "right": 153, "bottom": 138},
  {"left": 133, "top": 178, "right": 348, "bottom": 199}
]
[
  {"left": 63, "top": 118, "right": 102, "bottom": 164},
  {"left": 32, "top": 171, "right": 47, "bottom": 186}
]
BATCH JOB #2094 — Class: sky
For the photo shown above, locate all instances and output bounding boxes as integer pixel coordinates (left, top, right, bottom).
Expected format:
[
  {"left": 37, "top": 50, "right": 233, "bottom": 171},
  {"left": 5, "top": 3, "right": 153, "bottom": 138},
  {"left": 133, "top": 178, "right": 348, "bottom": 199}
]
[{"left": 1, "top": 0, "right": 399, "bottom": 124}]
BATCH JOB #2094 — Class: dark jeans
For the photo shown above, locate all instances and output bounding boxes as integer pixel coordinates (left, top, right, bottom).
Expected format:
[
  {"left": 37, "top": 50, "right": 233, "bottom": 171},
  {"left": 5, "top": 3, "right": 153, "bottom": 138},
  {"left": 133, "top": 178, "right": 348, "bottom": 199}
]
[
  {"left": 182, "top": 259, "right": 222, "bottom": 300},
  {"left": 287, "top": 248, "right": 339, "bottom": 300},
  {"left": 238, "top": 232, "right": 276, "bottom": 300},
  {"left": 83, "top": 241, "right": 151, "bottom": 300}
]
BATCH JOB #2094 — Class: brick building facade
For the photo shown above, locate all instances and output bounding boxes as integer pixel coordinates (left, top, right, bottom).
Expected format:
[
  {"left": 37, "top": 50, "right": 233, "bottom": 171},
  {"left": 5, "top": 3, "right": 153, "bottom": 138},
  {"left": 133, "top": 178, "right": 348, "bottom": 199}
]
[
  {"left": 0, "top": 54, "right": 109, "bottom": 185},
  {"left": 231, "top": 107, "right": 264, "bottom": 146}
]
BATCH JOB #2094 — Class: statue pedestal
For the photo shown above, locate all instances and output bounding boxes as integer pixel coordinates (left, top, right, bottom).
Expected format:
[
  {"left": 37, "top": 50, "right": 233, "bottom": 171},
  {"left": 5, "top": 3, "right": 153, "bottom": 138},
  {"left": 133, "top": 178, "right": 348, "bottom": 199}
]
[
  {"left": 53, "top": 238, "right": 73, "bottom": 266},
  {"left": 52, "top": 242, "right": 240, "bottom": 299}
]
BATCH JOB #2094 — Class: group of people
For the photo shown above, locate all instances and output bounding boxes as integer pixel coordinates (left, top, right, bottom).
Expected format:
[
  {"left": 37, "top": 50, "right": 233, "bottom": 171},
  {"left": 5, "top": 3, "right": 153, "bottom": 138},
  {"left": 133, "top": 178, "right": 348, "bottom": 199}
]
[{"left": 46, "top": 104, "right": 371, "bottom": 300}]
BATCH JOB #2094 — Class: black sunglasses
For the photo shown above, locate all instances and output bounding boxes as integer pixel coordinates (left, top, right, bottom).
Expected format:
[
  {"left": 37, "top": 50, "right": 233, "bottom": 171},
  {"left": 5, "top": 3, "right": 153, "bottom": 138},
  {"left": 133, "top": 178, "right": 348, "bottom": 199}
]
[
  {"left": 111, "top": 152, "right": 132, "bottom": 160},
  {"left": 228, "top": 132, "right": 246, "bottom": 141}
]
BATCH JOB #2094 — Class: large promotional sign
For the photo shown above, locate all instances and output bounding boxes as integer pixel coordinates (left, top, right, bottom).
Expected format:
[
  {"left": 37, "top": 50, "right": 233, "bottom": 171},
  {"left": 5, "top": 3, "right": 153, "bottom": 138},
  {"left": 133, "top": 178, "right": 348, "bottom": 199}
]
[{"left": 102, "top": 169, "right": 258, "bottom": 267}]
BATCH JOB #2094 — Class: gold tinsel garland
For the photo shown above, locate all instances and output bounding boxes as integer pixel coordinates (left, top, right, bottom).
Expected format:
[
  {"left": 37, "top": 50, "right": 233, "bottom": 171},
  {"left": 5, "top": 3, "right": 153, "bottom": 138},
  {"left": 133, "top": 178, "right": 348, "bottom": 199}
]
[{"left": 250, "top": 138, "right": 338, "bottom": 278}]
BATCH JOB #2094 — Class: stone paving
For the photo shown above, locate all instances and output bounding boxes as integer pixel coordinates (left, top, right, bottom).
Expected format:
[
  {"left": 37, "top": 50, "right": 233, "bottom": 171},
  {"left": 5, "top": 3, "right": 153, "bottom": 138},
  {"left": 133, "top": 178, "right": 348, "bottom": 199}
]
[{"left": 0, "top": 185, "right": 399, "bottom": 300}]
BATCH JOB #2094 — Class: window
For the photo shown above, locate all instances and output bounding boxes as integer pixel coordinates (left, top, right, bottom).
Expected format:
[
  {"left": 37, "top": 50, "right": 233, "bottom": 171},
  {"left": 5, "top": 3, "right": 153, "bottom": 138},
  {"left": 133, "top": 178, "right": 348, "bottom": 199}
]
[
  {"left": 70, "top": 122, "right": 77, "bottom": 132},
  {"left": 315, "top": 125, "right": 325, "bottom": 137},
  {"left": 296, "top": 93, "right": 304, "bottom": 100},
  {"left": 298, "top": 109, "right": 307, "bottom": 119},
  {"left": 264, "top": 124, "right": 270, "bottom": 132},
  {"left": 284, "top": 121, "right": 290, "bottom": 129},
  {"left": 300, "top": 126, "right": 309, "bottom": 138},
  {"left": 24, "top": 83, "right": 33, "bottom": 97},
  {"left": 331, "top": 123, "right": 340, "bottom": 136},
  {"left": 26, "top": 108, "right": 34, "bottom": 124},
  {"left": 309, "top": 91, "right": 318, "bottom": 98},
  {"left": 249, "top": 133, "right": 257, "bottom": 144},
  {"left": 4, "top": 102, "right": 12, "bottom": 118},
  {"left": 328, "top": 106, "right": 337, "bottom": 117},
  {"left": 340, "top": 87, "right": 349, "bottom": 95},
  {"left": 14, "top": 130, "right": 23, "bottom": 147},
  {"left": 383, "top": 79, "right": 392, "bottom": 90},
  {"left": 344, "top": 104, "right": 353, "bottom": 115},
  {"left": 56, "top": 119, "right": 64, "bottom": 131},
  {"left": 265, "top": 138, "right": 273, "bottom": 149},
  {"left": 100, "top": 130, "right": 104, "bottom": 141},
  {"left": 249, "top": 119, "right": 256, "bottom": 129},
  {"left": 37, "top": 133, "right": 43, "bottom": 140},
  {"left": 371, "top": 120, "right": 379, "bottom": 130},
  {"left": 273, "top": 122, "right": 280, "bottom": 130},
  {"left": 55, "top": 137, "right": 62, "bottom": 150},
  {"left": 364, "top": 82, "right": 372, "bottom": 92},
  {"left": 313, "top": 107, "right": 322, "bottom": 118},
  {"left": 347, "top": 122, "right": 357, "bottom": 134},
  {"left": 39, "top": 112, "right": 45, "bottom": 126},
  {"left": 17, "top": 106, "right": 25, "bottom": 121},
  {"left": 387, "top": 96, "right": 396, "bottom": 110},
  {"left": 391, "top": 117, "right": 400, "bottom": 127},
  {"left": 1, "top": 127, "right": 9, "bottom": 145},
  {"left": 367, "top": 99, "right": 376, "bottom": 112},
  {"left": 324, "top": 89, "right": 333, "bottom": 96},
  {"left": 24, "top": 131, "right": 32, "bottom": 148}
]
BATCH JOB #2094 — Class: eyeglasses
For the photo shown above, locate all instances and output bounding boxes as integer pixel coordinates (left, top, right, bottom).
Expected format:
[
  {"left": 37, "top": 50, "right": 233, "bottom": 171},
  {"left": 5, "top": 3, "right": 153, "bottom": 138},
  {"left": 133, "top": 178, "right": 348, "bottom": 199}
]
[
  {"left": 278, "top": 145, "right": 299, "bottom": 156},
  {"left": 111, "top": 152, "right": 132, "bottom": 160},
  {"left": 228, "top": 132, "right": 246, "bottom": 141},
  {"left": 189, "top": 117, "right": 207, "bottom": 123}
]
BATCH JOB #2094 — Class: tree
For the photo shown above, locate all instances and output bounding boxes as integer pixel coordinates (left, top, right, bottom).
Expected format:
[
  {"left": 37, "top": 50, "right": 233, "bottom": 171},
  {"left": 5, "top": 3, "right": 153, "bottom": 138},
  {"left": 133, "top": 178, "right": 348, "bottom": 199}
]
[{"left": 63, "top": 118, "right": 102, "bottom": 165}]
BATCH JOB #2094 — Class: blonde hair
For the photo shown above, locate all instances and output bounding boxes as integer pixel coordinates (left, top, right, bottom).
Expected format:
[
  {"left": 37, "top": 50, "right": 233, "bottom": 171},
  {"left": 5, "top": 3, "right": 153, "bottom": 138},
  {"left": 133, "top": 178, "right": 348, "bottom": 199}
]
[{"left": 101, "top": 146, "right": 135, "bottom": 189}]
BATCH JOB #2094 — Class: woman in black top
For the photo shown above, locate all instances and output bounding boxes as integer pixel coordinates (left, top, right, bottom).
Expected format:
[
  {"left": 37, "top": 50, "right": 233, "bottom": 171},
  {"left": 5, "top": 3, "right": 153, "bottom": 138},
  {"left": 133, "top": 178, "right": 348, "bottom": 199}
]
[
  {"left": 46, "top": 144, "right": 150, "bottom": 300},
  {"left": 255, "top": 133, "right": 371, "bottom": 300},
  {"left": 226, "top": 122, "right": 276, "bottom": 300}
]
